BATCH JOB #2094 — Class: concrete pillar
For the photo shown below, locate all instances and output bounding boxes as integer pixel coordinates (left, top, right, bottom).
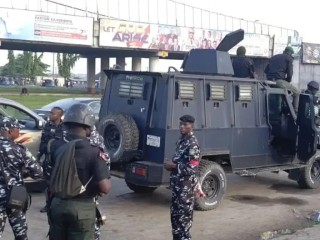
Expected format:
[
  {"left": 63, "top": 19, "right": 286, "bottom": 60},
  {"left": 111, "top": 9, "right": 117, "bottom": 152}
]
[
  {"left": 87, "top": 57, "right": 96, "bottom": 94},
  {"left": 149, "top": 57, "right": 159, "bottom": 72},
  {"left": 132, "top": 57, "right": 142, "bottom": 71},
  {"left": 116, "top": 57, "right": 126, "bottom": 70},
  {"left": 100, "top": 57, "right": 109, "bottom": 93}
]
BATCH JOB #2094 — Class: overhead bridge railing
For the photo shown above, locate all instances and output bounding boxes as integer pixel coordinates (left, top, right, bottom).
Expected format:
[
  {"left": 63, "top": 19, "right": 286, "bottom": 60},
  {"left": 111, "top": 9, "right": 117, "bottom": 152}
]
[{"left": 0, "top": 0, "right": 298, "bottom": 37}]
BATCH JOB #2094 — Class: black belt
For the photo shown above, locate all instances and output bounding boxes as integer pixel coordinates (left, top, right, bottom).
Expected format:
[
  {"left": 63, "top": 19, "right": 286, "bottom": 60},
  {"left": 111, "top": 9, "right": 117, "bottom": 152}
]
[{"left": 54, "top": 196, "right": 95, "bottom": 202}]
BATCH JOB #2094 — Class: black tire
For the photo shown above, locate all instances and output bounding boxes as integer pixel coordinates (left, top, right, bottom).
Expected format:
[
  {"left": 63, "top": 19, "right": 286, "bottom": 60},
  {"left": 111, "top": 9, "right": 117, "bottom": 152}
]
[
  {"left": 297, "top": 154, "right": 320, "bottom": 189},
  {"left": 194, "top": 160, "right": 227, "bottom": 211},
  {"left": 125, "top": 181, "right": 157, "bottom": 194},
  {"left": 98, "top": 113, "right": 139, "bottom": 162}
]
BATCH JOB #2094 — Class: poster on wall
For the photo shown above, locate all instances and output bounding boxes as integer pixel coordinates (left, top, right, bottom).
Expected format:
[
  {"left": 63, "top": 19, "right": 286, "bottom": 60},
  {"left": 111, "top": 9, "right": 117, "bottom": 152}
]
[
  {"left": 302, "top": 42, "right": 320, "bottom": 64},
  {"left": 99, "top": 19, "right": 154, "bottom": 48},
  {"left": 0, "top": 9, "right": 93, "bottom": 45}
]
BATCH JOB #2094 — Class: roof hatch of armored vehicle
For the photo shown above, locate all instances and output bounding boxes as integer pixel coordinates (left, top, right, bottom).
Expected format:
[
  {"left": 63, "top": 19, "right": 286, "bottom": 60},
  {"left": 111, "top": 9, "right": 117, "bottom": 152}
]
[{"left": 180, "top": 29, "right": 244, "bottom": 76}]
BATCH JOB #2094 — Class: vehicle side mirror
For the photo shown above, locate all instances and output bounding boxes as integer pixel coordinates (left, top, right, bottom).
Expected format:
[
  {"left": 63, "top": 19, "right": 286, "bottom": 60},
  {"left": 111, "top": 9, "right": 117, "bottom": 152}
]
[{"left": 37, "top": 120, "right": 44, "bottom": 130}]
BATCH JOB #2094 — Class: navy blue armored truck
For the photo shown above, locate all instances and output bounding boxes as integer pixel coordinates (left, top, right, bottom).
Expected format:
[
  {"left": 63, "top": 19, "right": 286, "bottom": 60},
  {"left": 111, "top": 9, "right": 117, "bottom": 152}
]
[{"left": 98, "top": 30, "right": 319, "bottom": 211}]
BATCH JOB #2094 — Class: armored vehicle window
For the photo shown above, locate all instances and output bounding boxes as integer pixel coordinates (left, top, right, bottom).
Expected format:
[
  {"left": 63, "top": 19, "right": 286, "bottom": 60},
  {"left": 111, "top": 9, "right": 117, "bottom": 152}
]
[
  {"left": 119, "top": 80, "right": 144, "bottom": 99},
  {"left": 176, "top": 81, "right": 195, "bottom": 100},
  {"left": 208, "top": 84, "right": 225, "bottom": 101},
  {"left": 237, "top": 85, "right": 253, "bottom": 101}
]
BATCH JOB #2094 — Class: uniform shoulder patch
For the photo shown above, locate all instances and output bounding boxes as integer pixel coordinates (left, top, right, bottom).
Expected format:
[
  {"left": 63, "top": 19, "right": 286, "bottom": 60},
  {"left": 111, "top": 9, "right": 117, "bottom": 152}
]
[{"left": 189, "top": 148, "right": 195, "bottom": 156}]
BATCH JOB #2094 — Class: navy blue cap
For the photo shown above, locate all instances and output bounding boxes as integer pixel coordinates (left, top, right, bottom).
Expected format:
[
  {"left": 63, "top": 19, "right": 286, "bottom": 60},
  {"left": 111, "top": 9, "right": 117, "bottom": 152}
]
[{"left": 179, "top": 115, "right": 195, "bottom": 123}]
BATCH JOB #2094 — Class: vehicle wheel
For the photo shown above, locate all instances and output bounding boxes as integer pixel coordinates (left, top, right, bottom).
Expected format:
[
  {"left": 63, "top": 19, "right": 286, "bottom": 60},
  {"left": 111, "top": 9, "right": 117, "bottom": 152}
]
[
  {"left": 297, "top": 154, "right": 320, "bottom": 189},
  {"left": 98, "top": 113, "right": 139, "bottom": 162},
  {"left": 194, "top": 160, "right": 227, "bottom": 211},
  {"left": 125, "top": 180, "right": 157, "bottom": 193}
]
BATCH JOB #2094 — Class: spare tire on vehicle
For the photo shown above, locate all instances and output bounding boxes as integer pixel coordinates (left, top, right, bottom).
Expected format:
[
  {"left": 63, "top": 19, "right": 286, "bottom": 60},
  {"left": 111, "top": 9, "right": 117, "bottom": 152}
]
[{"left": 98, "top": 113, "right": 139, "bottom": 162}]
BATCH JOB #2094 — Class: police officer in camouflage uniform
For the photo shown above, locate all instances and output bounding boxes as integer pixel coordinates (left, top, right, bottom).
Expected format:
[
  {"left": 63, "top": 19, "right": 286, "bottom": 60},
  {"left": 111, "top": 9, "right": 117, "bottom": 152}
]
[
  {"left": 89, "top": 125, "right": 109, "bottom": 240},
  {"left": 47, "top": 103, "right": 111, "bottom": 240},
  {"left": 164, "top": 115, "right": 200, "bottom": 240},
  {"left": 0, "top": 116, "right": 43, "bottom": 240},
  {"left": 39, "top": 107, "right": 65, "bottom": 213}
]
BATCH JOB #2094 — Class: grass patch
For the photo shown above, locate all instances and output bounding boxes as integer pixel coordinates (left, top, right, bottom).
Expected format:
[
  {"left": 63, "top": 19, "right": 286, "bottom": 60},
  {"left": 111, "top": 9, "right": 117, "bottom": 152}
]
[
  {"left": 0, "top": 86, "right": 88, "bottom": 94},
  {"left": 3, "top": 94, "right": 101, "bottom": 109}
]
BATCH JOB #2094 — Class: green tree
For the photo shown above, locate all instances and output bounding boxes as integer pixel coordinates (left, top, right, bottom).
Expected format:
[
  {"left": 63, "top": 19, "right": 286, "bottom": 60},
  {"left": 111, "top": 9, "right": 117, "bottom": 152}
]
[
  {"left": 0, "top": 51, "right": 49, "bottom": 83},
  {"left": 7, "top": 50, "right": 16, "bottom": 77},
  {"left": 57, "top": 53, "right": 80, "bottom": 85}
]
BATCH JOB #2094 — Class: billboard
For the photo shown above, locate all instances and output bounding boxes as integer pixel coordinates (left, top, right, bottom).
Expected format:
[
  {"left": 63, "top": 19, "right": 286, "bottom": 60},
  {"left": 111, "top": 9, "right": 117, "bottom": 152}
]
[
  {"left": 99, "top": 19, "right": 154, "bottom": 48},
  {"left": 302, "top": 43, "right": 320, "bottom": 64},
  {"left": 273, "top": 36, "right": 302, "bottom": 57},
  {"left": 0, "top": 8, "right": 93, "bottom": 45},
  {"left": 99, "top": 19, "right": 270, "bottom": 57}
]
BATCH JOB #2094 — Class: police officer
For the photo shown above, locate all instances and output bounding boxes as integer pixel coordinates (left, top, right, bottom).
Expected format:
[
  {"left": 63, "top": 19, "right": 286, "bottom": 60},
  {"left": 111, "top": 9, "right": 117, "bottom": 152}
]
[
  {"left": 89, "top": 125, "right": 110, "bottom": 240},
  {"left": 265, "top": 46, "right": 300, "bottom": 111},
  {"left": 164, "top": 115, "right": 200, "bottom": 240},
  {"left": 0, "top": 116, "right": 43, "bottom": 239},
  {"left": 232, "top": 46, "right": 255, "bottom": 78},
  {"left": 304, "top": 80, "right": 320, "bottom": 123},
  {"left": 38, "top": 107, "right": 65, "bottom": 160},
  {"left": 47, "top": 103, "right": 111, "bottom": 240},
  {"left": 39, "top": 107, "right": 65, "bottom": 213}
]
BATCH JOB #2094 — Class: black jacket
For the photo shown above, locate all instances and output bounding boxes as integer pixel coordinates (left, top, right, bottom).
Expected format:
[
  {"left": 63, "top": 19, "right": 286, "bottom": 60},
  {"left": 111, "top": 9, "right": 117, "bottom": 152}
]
[
  {"left": 232, "top": 56, "right": 255, "bottom": 78},
  {"left": 265, "top": 53, "right": 293, "bottom": 82}
]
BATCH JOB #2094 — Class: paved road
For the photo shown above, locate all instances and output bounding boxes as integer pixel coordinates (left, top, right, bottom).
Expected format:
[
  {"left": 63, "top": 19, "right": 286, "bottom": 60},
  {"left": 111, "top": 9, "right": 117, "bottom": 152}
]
[{"left": 2, "top": 172, "right": 319, "bottom": 240}]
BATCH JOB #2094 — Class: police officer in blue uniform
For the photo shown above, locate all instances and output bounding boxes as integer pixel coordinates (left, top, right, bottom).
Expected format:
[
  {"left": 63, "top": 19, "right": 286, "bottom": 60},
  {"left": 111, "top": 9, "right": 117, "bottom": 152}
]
[
  {"left": 0, "top": 116, "right": 43, "bottom": 239},
  {"left": 47, "top": 103, "right": 111, "bottom": 240},
  {"left": 164, "top": 115, "right": 200, "bottom": 240}
]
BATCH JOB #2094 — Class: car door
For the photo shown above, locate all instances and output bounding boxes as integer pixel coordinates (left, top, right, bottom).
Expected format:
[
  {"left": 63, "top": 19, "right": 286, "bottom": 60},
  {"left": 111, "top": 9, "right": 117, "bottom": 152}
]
[{"left": 0, "top": 103, "right": 42, "bottom": 157}]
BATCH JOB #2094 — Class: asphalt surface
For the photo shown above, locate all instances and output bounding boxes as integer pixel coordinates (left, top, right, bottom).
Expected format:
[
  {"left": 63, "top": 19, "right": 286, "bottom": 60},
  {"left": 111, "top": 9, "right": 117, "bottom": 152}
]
[{"left": 2, "top": 172, "right": 320, "bottom": 240}]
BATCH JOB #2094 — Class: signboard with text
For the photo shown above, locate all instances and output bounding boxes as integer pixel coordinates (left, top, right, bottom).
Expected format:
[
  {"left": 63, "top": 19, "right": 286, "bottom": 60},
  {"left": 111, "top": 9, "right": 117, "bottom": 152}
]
[
  {"left": 99, "top": 19, "right": 270, "bottom": 57},
  {"left": 0, "top": 9, "right": 93, "bottom": 45},
  {"left": 99, "top": 19, "right": 153, "bottom": 48}
]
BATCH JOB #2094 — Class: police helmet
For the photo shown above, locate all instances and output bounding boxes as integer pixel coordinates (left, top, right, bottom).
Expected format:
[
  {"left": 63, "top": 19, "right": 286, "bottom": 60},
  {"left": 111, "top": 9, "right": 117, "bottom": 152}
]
[
  {"left": 284, "top": 46, "right": 294, "bottom": 55},
  {"left": 307, "top": 80, "right": 320, "bottom": 91},
  {"left": 63, "top": 103, "right": 95, "bottom": 129}
]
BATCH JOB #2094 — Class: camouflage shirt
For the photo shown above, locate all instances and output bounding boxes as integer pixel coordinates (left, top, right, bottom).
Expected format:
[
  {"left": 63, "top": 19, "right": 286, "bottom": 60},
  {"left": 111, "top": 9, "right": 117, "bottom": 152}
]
[
  {"left": 171, "top": 132, "right": 200, "bottom": 181},
  {"left": 38, "top": 121, "right": 66, "bottom": 158},
  {"left": 89, "top": 127, "right": 110, "bottom": 169},
  {"left": 0, "top": 136, "right": 43, "bottom": 186}
]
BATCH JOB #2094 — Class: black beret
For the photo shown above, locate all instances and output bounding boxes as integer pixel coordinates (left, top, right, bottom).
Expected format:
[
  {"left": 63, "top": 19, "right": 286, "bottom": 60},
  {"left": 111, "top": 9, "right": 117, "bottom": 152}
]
[{"left": 179, "top": 115, "right": 195, "bottom": 123}]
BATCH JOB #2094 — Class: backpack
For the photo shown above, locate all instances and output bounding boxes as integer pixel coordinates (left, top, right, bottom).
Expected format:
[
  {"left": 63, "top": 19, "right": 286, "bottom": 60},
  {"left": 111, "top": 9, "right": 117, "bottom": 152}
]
[{"left": 49, "top": 139, "right": 92, "bottom": 199}]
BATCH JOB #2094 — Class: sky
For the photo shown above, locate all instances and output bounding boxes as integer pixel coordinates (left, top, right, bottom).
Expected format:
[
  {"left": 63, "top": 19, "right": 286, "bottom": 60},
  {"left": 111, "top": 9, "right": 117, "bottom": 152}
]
[{"left": 0, "top": 0, "right": 319, "bottom": 75}]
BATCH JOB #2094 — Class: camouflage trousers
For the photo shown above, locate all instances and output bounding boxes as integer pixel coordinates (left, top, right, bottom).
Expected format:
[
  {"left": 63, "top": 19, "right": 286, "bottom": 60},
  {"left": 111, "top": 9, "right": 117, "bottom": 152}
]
[
  {"left": 170, "top": 179, "right": 196, "bottom": 240},
  {"left": 0, "top": 186, "right": 28, "bottom": 240}
]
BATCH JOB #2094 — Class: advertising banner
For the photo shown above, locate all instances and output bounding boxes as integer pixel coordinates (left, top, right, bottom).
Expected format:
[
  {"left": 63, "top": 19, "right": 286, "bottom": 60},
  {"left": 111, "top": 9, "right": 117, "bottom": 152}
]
[
  {"left": 99, "top": 19, "right": 271, "bottom": 57},
  {"left": 273, "top": 36, "right": 302, "bottom": 58},
  {"left": 302, "top": 43, "right": 320, "bottom": 64},
  {"left": 99, "top": 19, "right": 154, "bottom": 48},
  {"left": 0, "top": 8, "right": 93, "bottom": 45},
  {"left": 229, "top": 33, "right": 270, "bottom": 57},
  {"left": 273, "top": 36, "right": 289, "bottom": 55}
]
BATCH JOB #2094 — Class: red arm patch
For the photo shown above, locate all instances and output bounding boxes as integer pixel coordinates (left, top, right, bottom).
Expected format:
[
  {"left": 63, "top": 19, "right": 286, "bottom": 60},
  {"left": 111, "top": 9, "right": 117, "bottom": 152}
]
[{"left": 190, "top": 160, "right": 199, "bottom": 166}]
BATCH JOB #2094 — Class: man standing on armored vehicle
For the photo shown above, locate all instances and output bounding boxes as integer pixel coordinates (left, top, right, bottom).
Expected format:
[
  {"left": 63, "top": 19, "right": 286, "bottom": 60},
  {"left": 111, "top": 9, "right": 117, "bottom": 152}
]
[
  {"left": 164, "top": 115, "right": 200, "bottom": 240},
  {"left": 265, "top": 46, "right": 300, "bottom": 112}
]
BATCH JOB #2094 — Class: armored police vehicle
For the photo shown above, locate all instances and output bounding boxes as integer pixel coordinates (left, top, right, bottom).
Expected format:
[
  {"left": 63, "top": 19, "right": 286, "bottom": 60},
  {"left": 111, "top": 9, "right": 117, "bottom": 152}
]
[{"left": 99, "top": 30, "right": 320, "bottom": 211}]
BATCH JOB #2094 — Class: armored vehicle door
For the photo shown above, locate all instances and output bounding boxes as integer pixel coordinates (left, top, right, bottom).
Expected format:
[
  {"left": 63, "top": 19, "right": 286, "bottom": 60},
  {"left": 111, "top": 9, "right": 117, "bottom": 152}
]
[
  {"left": 297, "top": 94, "right": 317, "bottom": 161},
  {"left": 102, "top": 72, "right": 157, "bottom": 149},
  {"left": 170, "top": 77, "right": 205, "bottom": 129}
]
